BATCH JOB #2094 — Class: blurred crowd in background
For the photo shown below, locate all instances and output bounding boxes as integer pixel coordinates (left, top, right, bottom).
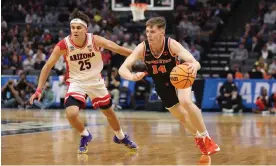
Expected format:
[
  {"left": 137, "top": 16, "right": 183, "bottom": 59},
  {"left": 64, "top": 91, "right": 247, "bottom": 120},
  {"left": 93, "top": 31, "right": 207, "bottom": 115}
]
[{"left": 1, "top": 0, "right": 275, "bottom": 113}]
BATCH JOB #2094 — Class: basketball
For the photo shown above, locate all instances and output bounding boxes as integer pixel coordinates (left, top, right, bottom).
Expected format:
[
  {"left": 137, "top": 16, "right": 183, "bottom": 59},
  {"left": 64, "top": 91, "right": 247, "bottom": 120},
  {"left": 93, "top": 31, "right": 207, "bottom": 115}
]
[{"left": 170, "top": 63, "right": 195, "bottom": 89}]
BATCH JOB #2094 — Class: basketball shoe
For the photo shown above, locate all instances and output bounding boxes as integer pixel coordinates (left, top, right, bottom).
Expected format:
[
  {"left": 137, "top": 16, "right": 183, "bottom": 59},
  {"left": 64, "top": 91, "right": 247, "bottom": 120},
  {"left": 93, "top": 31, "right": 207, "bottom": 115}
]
[
  {"left": 77, "top": 132, "right": 92, "bottom": 153},
  {"left": 195, "top": 137, "right": 207, "bottom": 154},
  {"left": 195, "top": 137, "right": 220, "bottom": 155},
  {"left": 204, "top": 137, "right": 220, "bottom": 155},
  {"left": 113, "top": 134, "right": 138, "bottom": 150}
]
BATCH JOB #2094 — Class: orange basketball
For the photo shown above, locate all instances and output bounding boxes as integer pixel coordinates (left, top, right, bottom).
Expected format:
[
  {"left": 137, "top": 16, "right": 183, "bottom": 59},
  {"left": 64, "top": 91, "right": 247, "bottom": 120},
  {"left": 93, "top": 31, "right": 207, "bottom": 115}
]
[{"left": 170, "top": 63, "right": 195, "bottom": 89}]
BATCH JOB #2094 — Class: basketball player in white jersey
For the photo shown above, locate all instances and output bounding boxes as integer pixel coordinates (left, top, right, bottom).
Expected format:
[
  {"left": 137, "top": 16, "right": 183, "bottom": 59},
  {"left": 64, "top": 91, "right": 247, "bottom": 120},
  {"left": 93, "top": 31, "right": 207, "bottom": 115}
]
[
  {"left": 29, "top": 9, "right": 137, "bottom": 153},
  {"left": 119, "top": 17, "right": 220, "bottom": 155}
]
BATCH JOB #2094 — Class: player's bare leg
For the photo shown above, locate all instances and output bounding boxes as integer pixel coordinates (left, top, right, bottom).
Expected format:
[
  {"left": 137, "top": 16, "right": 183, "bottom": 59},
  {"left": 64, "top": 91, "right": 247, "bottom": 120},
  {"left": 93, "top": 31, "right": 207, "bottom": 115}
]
[
  {"left": 101, "top": 108, "right": 121, "bottom": 131},
  {"left": 101, "top": 107, "right": 138, "bottom": 150},
  {"left": 66, "top": 105, "right": 92, "bottom": 153},
  {"left": 66, "top": 106, "right": 85, "bottom": 132},
  {"left": 168, "top": 104, "right": 198, "bottom": 135},
  {"left": 177, "top": 88, "right": 220, "bottom": 155},
  {"left": 177, "top": 89, "right": 207, "bottom": 133}
]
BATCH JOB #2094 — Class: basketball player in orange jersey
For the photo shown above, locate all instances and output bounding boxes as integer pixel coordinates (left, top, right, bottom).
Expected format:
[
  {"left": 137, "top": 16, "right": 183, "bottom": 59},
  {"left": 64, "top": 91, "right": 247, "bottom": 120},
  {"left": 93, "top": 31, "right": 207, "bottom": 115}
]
[
  {"left": 29, "top": 9, "right": 137, "bottom": 153},
  {"left": 119, "top": 17, "right": 220, "bottom": 155}
]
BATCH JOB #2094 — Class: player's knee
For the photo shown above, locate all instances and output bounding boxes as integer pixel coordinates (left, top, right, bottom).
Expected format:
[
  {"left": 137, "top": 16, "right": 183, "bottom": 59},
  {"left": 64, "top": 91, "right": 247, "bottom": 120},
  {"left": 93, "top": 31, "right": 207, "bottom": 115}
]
[
  {"left": 101, "top": 107, "right": 115, "bottom": 118},
  {"left": 169, "top": 106, "right": 187, "bottom": 122},
  {"left": 66, "top": 106, "right": 79, "bottom": 120},
  {"left": 179, "top": 98, "right": 194, "bottom": 108}
]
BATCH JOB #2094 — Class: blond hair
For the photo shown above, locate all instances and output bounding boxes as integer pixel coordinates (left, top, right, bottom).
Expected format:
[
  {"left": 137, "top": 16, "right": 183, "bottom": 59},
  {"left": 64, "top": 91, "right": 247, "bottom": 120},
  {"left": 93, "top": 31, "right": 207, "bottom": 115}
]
[{"left": 146, "top": 17, "right": 166, "bottom": 29}]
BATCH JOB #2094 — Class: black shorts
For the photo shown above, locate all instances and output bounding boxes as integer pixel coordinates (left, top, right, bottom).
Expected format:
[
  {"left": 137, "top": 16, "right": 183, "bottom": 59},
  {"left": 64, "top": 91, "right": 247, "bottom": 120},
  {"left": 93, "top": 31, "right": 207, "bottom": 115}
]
[{"left": 155, "top": 83, "right": 179, "bottom": 109}]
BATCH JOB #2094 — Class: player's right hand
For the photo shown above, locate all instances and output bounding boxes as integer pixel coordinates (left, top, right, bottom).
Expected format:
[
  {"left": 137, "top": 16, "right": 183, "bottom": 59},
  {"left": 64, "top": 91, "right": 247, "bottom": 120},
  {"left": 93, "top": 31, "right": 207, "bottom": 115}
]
[
  {"left": 29, "top": 89, "right": 42, "bottom": 105},
  {"left": 132, "top": 72, "right": 147, "bottom": 81}
]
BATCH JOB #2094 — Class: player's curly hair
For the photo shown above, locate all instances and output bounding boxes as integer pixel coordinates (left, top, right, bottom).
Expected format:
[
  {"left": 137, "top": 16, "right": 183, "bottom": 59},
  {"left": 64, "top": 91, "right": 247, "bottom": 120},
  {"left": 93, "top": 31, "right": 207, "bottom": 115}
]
[{"left": 69, "top": 8, "right": 90, "bottom": 26}]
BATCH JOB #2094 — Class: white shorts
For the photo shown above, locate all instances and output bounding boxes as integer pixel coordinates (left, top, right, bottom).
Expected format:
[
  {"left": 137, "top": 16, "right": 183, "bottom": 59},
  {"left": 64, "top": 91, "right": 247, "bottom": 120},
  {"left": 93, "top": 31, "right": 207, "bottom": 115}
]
[{"left": 65, "top": 77, "right": 111, "bottom": 109}]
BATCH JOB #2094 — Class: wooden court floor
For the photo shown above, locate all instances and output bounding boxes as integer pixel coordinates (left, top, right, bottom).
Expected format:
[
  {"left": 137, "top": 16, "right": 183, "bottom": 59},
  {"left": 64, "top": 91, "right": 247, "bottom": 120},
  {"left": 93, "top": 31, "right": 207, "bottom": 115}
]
[{"left": 1, "top": 109, "right": 276, "bottom": 165}]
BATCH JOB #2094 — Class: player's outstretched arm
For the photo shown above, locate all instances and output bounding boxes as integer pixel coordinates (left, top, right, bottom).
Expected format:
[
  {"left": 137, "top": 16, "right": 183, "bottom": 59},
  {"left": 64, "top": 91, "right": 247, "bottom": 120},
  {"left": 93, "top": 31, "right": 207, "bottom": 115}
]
[
  {"left": 119, "top": 43, "right": 145, "bottom": 81},
  {"left": 169, "top": 39, "right": 201, "bottom": 75},
  {"left": 94, "top": 35, "right": 132, "bottom": 56},
  {"left": 29, "top": 46, "right": 64, "bottom": 104}
]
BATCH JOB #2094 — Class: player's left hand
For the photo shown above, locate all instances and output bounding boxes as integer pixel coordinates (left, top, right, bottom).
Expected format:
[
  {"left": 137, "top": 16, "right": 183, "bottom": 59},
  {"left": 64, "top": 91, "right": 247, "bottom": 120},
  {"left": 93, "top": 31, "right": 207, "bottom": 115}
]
[
  {"left": 132, "top": 72, "right": 147, "bottom": 81},
  {"left": 185, "top": 63, "right": 197, "bottom": 76}
]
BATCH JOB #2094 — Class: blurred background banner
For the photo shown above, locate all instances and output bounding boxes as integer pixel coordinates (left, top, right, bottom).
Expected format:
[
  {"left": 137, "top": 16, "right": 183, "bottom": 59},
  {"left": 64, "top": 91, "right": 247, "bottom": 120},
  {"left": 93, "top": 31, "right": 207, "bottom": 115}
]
[{"left": 202, "top": 78, "right": 276, "bottom": 109}]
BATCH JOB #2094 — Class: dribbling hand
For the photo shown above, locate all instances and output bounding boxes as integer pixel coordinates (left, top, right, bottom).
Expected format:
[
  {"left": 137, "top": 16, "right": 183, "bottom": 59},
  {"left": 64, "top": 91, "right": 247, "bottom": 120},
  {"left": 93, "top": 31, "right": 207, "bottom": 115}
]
[
  {"left": 185, "top": 63, "right": 197, "bottom": 76},
  {"left": 132, "top": 72, "right": 147, "bottom": 81},
  {"left": 29, "top": 89, "right": 42, "bottom": 105}
]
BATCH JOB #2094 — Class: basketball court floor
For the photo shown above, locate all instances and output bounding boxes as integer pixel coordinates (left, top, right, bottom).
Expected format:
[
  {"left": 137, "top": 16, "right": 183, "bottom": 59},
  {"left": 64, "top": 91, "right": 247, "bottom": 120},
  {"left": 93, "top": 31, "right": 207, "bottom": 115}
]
[{"left": 1, "top": 109, "right": 276, "bottom": 165}]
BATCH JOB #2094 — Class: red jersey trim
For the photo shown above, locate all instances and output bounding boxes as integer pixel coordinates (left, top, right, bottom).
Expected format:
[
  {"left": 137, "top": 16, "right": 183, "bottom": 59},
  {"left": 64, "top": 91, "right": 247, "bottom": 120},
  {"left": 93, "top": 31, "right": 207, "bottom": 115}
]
[{"left": 91, "top": 34, "right": 100, "bottom": 52}]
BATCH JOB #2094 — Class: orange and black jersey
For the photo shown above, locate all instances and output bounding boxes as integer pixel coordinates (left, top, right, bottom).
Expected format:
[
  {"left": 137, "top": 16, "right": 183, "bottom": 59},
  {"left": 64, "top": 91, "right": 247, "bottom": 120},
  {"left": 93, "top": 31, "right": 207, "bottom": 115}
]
[{"left": 143, "top": 37, "right": 179, "bottom": 86}]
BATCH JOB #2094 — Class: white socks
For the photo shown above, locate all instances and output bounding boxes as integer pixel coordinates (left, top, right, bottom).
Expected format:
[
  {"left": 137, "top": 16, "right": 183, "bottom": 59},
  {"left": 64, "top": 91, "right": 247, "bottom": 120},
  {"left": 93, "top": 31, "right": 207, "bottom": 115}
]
[
  {"left": 114, "top": 129, "right": 125, "bottom": 140},
  {"left": 200, "top": 131, "right": 209, "bottom": 138},
  {"left": 194, "top": 131, "right": 210, "bottom": 140},
  {"left": 195, "top": 131, "right": 201, "bottom": 138},
  {"left": 80, "top": 129, "right": 89, "bottom": 136}
]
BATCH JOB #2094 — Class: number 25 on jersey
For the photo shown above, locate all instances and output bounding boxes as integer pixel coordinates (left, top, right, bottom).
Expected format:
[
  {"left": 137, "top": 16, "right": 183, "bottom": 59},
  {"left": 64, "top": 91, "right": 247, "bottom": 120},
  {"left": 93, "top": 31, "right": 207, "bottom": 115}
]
[
  {"left": 78, "top": 59, "right": 91, "bottom": 71},
  {"left": 152, "top": 65, "right": 167, "bottom": 74}
]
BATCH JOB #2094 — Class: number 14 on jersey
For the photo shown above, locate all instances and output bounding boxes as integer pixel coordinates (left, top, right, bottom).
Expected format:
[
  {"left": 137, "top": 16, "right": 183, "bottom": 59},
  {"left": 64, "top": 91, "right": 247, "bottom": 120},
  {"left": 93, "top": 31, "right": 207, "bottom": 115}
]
[{"left": 152, "top": 65, "right": 167, "bottom": 74}]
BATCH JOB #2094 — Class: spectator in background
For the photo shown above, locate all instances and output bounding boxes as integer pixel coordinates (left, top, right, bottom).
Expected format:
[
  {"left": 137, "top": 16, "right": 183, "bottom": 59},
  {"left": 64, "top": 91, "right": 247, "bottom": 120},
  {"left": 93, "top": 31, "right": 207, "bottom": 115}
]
[
  {"left": 101, "top": 49, "right": 111, "bottom": 69},
  {"left": 266, "top": 38, "right": 276, "bottom": 54},
  {"left": 263, "top": 9, "right": 276, "bottom": 30},
  {"left": 88, "top": 20, "right": 101, "bottom": 34},
  {"left": 33, "top": 49, "right": 46, "bottom": 70},
  {"left": 254, "top": 87, "right": 269, "bottom": 113},
  {"left": 25, "top": 12, "right": 33, "bottom": 24},
  {"left": 230, "top": 43, "right": 248, "bottom": 63},
  {"left": 1, "top": 16, "right": 8, "bottom": 30},
  {"left": 41, "top": 29, "right": 53, "bottom": 45},
  {"left": 243, "top": 72, "right": 250, "bottom": 79},
  {"left": 216, "top": 73, "right": 239, "bottom": 113},
  {"left": 56, "top": 30, "right": 65, "bottom": 43},
  {"left": 58, "top": 75, "right": 67, "bottom": 108},
  {"left": 23, "top": 46, "right": 34, "bottom": 58},
  {"left": 188, "top": 20, "right": 201, "bottom": 41},
  {"left": 247, "top": 36, "right": 262, "bottom": 54},
  {"left": 131, "top": 63, "right": 151, "bottom": 110},
  {"left": 273, "top": 30, "right": 276, "bottom": 43},
  {"left": 22, "top": 54, "right": 35, "bottom": 71},
  {"left": 9, "top": 37, "right": 21, "bottom": 53},
  {"left": 106, "top": 67, "right": 122, "bottom": 110},
  {"left": 1, "top": 55, "right": 9, "bottom": 71},
  {"left": 220, "top": 73, "right": 237, "bottom": 94},
  {"left": 268, "top": 57, "right": 276, "bottom": 78},
  {"left": 232, "top": 64, "right": 243, "bottom": 79},
  {"left": 131, "top": 77, "right": 151, "bottom": 110},
  {"left": 250, "top": 64, "right": 264, "bottom": 79},
  {"left": 269, "top": 91, "right": 276, "bottom": 114},
  {"left": 8, "top": 52, "right": 22, "bottom": 71},
  {"left": 190, "top": 45, "right": 200, "bottom": 61},
  {"left": 231, "top": 89, "right": 243, "bottom": 113},
  {"left": 54, "top": 55, "right": 65, "bottom": 75},
  {"left": 255, "top": 57, "right": 268, "bottom": 75},
  {"left": 33, "top": 82, "right": 55, "bottom": 109},
  {"left": 122, "top": 34, "right": 136, "bottom": 50},
  {"left": 1, "top": 80, "right": 18, "bottom": 108},
  {"left": 21, "top": 37, "right": 33, "bottom": 51},
  {"left": 260, "top": 45, "right": 273, "bottom": 60}
]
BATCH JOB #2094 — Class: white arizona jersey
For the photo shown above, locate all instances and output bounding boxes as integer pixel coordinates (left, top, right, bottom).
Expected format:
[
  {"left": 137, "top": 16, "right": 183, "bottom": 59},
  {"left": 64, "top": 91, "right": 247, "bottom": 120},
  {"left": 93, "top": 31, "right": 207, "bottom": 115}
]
[{"left": 61, "top": 33, "right": 103, "bottom": 83}]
